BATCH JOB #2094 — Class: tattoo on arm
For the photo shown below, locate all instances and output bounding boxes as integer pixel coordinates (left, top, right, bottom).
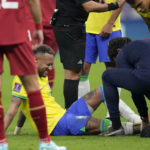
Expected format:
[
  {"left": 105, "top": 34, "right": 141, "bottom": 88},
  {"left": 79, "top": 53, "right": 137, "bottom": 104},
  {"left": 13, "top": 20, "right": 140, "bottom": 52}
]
[
  {"left": 11, "top": 97, "right": 22, "bottom": 106},
  {"left": 83, "top": 89, "right": 97, "bottom": 100},
  {"left": 6, "top": 112, "right": 13, "bottom": 117},
  {"left": 11, "top": 99, "right": 19, "bottom": 103}
]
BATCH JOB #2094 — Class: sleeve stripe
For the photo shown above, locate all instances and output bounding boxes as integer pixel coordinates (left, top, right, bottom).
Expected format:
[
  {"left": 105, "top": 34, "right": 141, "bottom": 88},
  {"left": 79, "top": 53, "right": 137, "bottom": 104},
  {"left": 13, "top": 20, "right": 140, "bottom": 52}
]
[{"left": 12, "top": 94, "right": 27, "bottom": 100}]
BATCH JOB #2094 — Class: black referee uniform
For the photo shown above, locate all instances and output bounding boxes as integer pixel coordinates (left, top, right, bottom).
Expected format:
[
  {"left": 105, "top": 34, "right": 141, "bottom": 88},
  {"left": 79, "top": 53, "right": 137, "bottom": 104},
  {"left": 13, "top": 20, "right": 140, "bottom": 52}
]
[{"left": 52, "top": 0, "right": 121, "bottom": 108}]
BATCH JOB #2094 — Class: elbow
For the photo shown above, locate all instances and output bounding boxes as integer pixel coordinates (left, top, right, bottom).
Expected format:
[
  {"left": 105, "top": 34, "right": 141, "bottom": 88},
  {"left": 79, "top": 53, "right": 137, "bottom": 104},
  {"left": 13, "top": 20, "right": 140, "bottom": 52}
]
[
  {"left": 84, "top": 6, "right": 93, "bottom": 12},
  {"left": 82, "top": 2, "right": 97, "bottom": 12}
]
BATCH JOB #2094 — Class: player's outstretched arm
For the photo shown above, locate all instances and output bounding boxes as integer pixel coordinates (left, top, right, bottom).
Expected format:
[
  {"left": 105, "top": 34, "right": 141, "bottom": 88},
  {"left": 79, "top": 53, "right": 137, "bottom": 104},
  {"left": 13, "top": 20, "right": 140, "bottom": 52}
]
[
  {"left": 82, "top": 0, "right": 125, "bottom": 12},
  {"left": 4, "top": 96, "right": 22, "bottom": 131}
]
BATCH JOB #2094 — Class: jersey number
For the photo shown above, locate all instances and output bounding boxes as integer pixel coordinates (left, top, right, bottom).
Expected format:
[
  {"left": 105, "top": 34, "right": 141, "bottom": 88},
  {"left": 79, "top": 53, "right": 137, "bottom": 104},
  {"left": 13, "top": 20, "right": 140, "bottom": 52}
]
[{"left": 0, "top": 0, "right": 18, "bottom": 9}]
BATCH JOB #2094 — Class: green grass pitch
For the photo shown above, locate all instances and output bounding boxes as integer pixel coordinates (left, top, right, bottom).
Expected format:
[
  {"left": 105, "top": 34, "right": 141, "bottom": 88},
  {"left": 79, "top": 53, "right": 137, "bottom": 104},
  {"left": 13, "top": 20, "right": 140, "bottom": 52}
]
[{"left": 2, "top": 56, "right": 150, "bottom": 150}]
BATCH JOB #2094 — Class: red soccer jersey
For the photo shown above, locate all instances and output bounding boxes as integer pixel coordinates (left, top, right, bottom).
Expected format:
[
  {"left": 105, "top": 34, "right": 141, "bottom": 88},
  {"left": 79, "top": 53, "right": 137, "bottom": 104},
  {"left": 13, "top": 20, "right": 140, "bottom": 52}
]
[
  {"left": 25, "top": 0, "right": 56, "bottom": 28},
  {"left": 0, "top": 0, "right": 27, "bottom": 45},
  {"left": 25, "top": 0, "right": 34, "bottom": 25},
  {"left": 41, "top": 0, "right": 56, "bottom": 25}
]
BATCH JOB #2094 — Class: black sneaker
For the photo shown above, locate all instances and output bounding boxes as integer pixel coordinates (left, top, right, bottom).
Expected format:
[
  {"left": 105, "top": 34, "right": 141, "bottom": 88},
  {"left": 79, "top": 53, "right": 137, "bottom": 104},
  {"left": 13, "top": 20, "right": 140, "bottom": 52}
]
[{"left": 99, "top": 126, "right": 125, "bottom": 136}]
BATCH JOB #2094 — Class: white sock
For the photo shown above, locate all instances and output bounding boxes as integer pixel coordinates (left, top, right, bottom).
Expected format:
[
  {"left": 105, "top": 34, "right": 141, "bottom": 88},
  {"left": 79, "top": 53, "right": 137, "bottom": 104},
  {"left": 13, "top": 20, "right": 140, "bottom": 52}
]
[
  {"left": 78, "top": 75, "right": 90, "bottom": 99},
  {"left": 121, "top": 122, "right": 133, "bottom": 135},
  {"left": 119, "top": 99, "right": 141, "bottom": 123},
  {"left": 14, "top": 126, "right": 22, "bottom": 135},
  {"left": 105, "top": 111, "right": 110, "bottom": 118},
  {"left": 105, "top": 88, "right": 121, "bottom": 118},
  {"left": 104, "top": 88, "right": 141, "bottom": 123},
  {"left": 118, "top": 88, "right": 141, "bottom": 123},
  {"left": 118, "top": 87, "right": 121, "bottom": 96}
]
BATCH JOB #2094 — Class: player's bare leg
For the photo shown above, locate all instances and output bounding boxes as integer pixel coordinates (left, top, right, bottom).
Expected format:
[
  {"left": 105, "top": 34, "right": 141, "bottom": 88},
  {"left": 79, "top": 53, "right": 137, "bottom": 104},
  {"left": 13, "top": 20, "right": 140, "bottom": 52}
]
[
  {"left": 82, "top": 88, "right": 111, "bottom": 134},
  {"left": 83, "top": 88, "right": 102, "bottom": 110},
  {"left": 85, "top": 117, "right": 101, "bottom": 134},
  {"left": 85, "top": 117, "right": 141, "bottom": 135}
]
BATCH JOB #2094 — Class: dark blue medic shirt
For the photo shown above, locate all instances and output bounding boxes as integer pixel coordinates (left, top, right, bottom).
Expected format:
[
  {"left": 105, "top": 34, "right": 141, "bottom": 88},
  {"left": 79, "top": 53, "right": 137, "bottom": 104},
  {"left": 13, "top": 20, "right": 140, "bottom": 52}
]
[{"left": 116, "top": 39, "right": 150, "bottom": 82}]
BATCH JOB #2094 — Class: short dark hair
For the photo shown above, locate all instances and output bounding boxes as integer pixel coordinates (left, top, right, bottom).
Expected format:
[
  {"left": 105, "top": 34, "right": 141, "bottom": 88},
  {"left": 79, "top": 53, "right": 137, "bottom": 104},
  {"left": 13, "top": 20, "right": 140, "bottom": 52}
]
[
  {"left": 126, "top": 0, "right": 136, "bottom": 5},
  {"left": 108, "top": 37, "right": 132, "bottom": 62},
  {"left": 34, "top": 44, "right": 55, "bottom": 56}
]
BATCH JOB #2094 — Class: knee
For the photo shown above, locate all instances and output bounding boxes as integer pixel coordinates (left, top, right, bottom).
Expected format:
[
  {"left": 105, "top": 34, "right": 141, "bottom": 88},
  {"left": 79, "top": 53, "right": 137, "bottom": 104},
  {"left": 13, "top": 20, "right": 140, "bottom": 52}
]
[
  {"left": 65, "top": 69, "right": 81, "bottom": 80},
  {"left": 102, "top": 70, "right": 111, "bottom": 82}
]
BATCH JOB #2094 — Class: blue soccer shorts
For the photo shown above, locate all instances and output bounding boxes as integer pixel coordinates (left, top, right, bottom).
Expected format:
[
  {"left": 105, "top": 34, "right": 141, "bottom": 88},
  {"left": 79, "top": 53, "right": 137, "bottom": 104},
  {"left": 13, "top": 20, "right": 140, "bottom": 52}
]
[
  {"left": 51, "top": 97, "right": 91, "bottom": 135},
  {"left": 84, "top": 30, "right": 122, "bottom": 63}
]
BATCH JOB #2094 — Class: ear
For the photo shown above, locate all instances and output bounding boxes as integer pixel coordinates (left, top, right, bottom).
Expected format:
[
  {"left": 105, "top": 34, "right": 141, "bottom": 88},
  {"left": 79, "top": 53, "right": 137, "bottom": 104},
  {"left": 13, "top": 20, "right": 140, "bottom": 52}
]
[
  {"left": 117, "top": 48, "right": 121, "bottom": 52},
  {"left": 34, "top": 56, "right": 38, "bottom": 63}
]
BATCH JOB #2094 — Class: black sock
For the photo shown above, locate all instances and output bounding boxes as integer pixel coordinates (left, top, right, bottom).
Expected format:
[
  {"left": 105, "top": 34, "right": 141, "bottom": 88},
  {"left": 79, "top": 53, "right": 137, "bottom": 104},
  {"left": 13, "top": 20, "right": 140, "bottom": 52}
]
[
  {"left": 64, "top": 79, "right": 79, "bottom": 109},
  {"left": 111, "top": 117, "right": 121, "bottom": 130},
  {"left": 17, "top": 111, "right": 26, "bottom": 127}
]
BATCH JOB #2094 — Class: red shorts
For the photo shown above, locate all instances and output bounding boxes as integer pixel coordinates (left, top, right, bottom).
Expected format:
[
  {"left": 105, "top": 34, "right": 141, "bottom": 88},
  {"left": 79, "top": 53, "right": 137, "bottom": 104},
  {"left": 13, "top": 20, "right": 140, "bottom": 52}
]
[
  {"left": 43, "top": 25, "right": 58, "bottom": 54},
  {"left": 0, "top": 42, "right": 36, "bottom": 75}
]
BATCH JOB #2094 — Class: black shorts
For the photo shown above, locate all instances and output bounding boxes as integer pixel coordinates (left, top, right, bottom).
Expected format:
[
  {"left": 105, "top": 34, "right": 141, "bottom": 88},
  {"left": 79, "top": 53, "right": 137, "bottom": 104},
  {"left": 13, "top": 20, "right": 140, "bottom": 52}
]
[{"left": 54, "top": 25, "right": 86, "bottom": 69}]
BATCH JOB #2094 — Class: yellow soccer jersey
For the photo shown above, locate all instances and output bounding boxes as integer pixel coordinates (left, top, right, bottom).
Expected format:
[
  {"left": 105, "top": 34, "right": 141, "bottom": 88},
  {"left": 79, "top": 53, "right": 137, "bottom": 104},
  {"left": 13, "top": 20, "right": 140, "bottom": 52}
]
[
  {"left": 135, "top": 10, "right": 150, "bottom": 18},
  {"left": 12, "top": 76, "right": 66, "bottom": 135},
  {"left": 86, "top": 0, "right": 121, "bottom": 34}
]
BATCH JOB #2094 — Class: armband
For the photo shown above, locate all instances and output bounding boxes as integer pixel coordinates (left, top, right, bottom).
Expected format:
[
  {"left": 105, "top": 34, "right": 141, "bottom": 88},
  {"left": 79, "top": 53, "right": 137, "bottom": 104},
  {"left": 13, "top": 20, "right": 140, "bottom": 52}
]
[
  {"left": 108, "top": 2, "right": 119, "bottom": 11},
  {"left": 35, "top": 23, "right": 43, "bottom": 30}
]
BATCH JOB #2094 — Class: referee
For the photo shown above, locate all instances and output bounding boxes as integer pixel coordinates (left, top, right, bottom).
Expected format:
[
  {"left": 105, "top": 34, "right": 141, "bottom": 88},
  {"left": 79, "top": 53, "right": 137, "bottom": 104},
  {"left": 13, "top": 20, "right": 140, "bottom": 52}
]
[{"left": 52, "top": 0, "right": 125, "bottom": 109}]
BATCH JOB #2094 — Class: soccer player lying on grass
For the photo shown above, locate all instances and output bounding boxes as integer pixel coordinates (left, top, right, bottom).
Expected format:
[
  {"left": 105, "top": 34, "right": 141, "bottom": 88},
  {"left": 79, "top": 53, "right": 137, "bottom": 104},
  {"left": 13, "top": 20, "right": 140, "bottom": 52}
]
[{"left": 4, "top": 44, "right": 140, "bottom": 136}]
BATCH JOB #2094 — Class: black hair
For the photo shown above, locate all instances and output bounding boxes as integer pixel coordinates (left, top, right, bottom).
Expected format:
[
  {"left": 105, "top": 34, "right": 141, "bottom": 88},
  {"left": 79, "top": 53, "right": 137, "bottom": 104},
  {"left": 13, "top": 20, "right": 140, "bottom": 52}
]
[
  {"left": 34, "top": 44, "right": 55, "bottom": 56},
  {"left": 108, "top": 37, "right": 132, "bottom": 62},
  {"left": 126, "top": 0, "right": 136, "bottom": 5}
]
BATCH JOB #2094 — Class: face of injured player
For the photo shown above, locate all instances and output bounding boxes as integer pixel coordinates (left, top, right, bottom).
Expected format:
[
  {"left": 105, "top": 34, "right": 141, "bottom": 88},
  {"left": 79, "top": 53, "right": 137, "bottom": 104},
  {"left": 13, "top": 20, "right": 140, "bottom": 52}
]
[
  {"left": 36, "top": 53, "right": 54, "bottom": 77},
  {"left": 128, "top": 0, "right": 150, "bottom": 13}
]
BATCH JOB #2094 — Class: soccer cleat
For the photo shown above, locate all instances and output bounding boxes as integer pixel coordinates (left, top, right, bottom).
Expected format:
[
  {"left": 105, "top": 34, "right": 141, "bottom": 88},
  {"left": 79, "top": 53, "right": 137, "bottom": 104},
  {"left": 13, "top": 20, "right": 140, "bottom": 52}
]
[
  {"left": 39, "top": 140, "right": 67, "bottom": 150},
  {"left": 99, "top": 126, "right": 125, "bottom": 136},
  {"left": 0, "top": 143, "right": 8, "bottom": 150}
]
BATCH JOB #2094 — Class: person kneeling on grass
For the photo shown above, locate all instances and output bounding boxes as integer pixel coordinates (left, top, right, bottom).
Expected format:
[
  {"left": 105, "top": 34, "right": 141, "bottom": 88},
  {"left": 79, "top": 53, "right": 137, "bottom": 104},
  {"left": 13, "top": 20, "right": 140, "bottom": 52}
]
[
  {"left": 4, "top": 44, "right": 140, "bottom": 136},
  {"left": 101, "top": 37, "right": 150, "bottom": 137}
]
